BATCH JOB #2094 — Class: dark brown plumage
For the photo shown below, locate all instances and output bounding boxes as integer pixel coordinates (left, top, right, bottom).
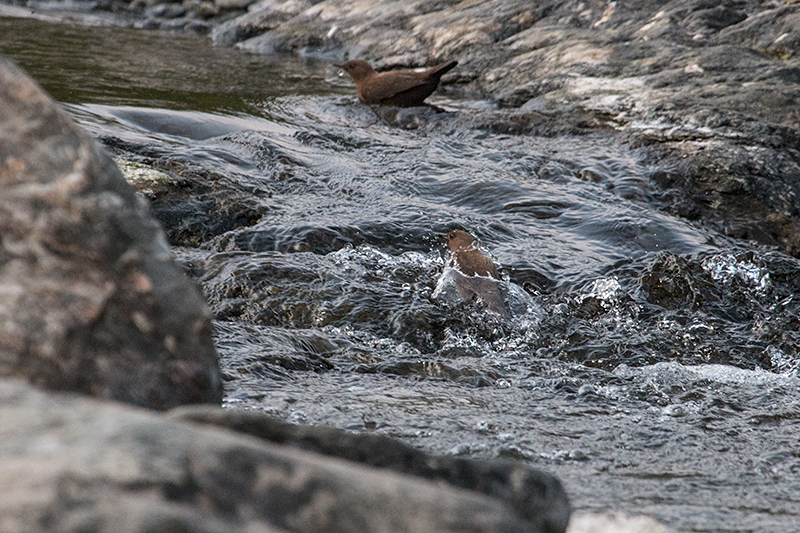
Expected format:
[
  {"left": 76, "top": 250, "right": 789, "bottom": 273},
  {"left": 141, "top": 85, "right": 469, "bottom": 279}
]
[
  {"left": 447, "top": 230, "right": 499, "bottom": 279},
  {"left": 335, "top": 59, "right": 458, "bottom": 107}
]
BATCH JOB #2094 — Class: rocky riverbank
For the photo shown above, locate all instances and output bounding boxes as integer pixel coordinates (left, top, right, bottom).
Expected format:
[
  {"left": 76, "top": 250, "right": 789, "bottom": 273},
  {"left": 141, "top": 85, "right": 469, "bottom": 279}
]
[
  {"left": 3, "top": 0, "right": 800, "bottom": 257},
  {"left": 3, "top": 1, "right": 798, "bottom": 530}
]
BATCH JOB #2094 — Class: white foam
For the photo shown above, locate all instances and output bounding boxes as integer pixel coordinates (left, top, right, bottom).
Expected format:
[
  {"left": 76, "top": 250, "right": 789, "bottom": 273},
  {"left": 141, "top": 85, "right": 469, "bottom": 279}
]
[
  {"left": 614, "top": 361, "right": 794, "bottom": 386},
  {"left": 701, "top": 253, "right": 770, "bottom": 293}
]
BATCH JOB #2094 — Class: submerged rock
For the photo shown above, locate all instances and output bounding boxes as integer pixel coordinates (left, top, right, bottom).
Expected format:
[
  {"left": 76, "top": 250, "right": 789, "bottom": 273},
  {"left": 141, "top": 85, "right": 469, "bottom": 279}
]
[
  {"left": 640, "top": 252, "right": 697, "bottom": 310},
  {"left": 0, "top": 55, "right": 222, "bottom": 409}
]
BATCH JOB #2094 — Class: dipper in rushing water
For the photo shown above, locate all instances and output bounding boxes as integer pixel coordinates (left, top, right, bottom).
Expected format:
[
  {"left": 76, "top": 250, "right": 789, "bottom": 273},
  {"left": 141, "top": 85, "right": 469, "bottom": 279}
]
[
  {"left": 447, "top": 230, "right": 499, "bottom": 279},
  {"left": 446, "top": 230, "right": 507, "bottom": 316},
  {"left": 335, "top": 59, "right": 458, "bottom": 107}
]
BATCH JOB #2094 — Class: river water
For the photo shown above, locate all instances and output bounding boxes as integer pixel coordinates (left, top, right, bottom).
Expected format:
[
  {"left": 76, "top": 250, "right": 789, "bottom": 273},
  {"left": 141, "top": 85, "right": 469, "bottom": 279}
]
[{"left": 2, "top": 16, "right": 799, "bottom": 533}]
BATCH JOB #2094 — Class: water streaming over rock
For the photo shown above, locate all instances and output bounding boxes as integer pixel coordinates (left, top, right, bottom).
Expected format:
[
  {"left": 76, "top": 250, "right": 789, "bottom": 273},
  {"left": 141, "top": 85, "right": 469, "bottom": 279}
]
[{"left": 3, "top": 16, "right": 799, "bottom": 532}]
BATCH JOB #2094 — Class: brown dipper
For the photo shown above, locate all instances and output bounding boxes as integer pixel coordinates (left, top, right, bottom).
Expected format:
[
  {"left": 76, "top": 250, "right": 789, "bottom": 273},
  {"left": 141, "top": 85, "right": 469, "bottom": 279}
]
[
  {"left": 446, "top": 230, "right": 506, "bottom": 316},
  {"left": 447, "top": 230, "right": 499, "bottom": 279},
  {"left": 335, "top": 59, "right": 458, "bottom": 107}
]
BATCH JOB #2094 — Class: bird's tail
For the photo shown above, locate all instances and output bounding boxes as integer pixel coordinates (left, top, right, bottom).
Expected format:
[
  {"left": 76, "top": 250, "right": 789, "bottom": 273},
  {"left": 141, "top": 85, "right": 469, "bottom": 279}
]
[{"left": 431, "top": 60, "right": 458, "bottom": 78}]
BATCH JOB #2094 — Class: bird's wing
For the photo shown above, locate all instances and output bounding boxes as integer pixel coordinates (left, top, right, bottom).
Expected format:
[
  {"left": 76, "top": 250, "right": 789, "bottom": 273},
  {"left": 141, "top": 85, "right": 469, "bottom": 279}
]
[
  {"left": 360, "top": 72, "right": 428, "bottom": 102},
  {"left": 456, "top": 251, "right": 499, "bottom": 279}
]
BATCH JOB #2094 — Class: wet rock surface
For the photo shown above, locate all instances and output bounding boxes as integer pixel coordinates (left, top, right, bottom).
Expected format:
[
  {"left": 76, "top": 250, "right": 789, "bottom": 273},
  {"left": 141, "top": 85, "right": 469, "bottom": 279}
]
[
  {"left": 2, "top": 2, "right": 800, "bottom": 530},
  {"left": 0, "top": 378, "right": 563, "bottom": 533},
  {"left": 0, "top": 55, "right": 222, "bottom": 409},
  {"left": 4, "top": 0, "right": 799, "bottom": 257}
]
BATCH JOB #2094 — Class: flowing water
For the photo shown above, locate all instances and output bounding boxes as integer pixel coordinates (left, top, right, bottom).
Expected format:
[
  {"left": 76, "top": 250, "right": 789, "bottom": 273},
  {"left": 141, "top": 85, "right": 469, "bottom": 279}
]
[{"left": 3, "top": 16, "right": 800, "bottom": 532}]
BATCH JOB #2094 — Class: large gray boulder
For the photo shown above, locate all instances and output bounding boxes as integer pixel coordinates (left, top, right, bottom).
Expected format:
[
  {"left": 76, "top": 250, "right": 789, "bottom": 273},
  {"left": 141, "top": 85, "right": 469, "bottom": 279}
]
[
  {"left": 0, "top": 378, "right": 564, "bottom": 533},
  {"left": 0, "top": 55, "right": 222, "bottom": 409}
]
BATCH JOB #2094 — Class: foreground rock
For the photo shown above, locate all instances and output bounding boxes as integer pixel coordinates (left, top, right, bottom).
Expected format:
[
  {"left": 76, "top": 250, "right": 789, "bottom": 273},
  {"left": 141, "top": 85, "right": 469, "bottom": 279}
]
[
  {"left": 0, "top": 378, "right": 569, "bottom": 533},
  {"left": 0, "top": 55, "right": 222, "bottom": 409},
  {"left": 170, "top": 405, "right": 571, "bottom": 533}
]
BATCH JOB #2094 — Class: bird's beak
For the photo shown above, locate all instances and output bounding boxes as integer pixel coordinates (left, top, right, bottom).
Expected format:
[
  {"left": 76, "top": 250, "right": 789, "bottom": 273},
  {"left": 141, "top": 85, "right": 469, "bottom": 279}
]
[{"left": 333, "top": 63, "right": 345, "bottom": 69}]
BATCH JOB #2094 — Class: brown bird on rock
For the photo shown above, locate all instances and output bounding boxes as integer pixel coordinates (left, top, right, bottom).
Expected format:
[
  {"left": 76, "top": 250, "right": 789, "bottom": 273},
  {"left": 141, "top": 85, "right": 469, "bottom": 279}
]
[{"left": 335, "top": 59, "right": 458, "bottom": 107}]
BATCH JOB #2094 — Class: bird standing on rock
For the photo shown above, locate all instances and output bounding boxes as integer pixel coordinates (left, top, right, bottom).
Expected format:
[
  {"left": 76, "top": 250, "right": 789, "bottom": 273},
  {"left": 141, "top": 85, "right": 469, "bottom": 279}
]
[{"left": 335, "top": 59, "right": 458, "bottom": 107}]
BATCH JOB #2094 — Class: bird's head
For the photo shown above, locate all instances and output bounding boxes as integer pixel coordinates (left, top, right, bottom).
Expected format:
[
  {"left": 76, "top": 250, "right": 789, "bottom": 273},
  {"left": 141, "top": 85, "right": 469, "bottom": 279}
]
[
  {"left": 447, "top": 230, "right": 476, "bottom": 253},
  {"left": 335, "top": 60, "right": 377, "bottom": 82}
]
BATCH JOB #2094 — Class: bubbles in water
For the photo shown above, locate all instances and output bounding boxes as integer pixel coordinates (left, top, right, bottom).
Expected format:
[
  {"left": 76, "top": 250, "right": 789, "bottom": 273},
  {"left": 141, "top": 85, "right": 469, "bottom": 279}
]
[
  {"left": 448, "top": 442, "right": 486, "bottom": 455},
  {"left": 431, "top": 266, "right": 461, "bottom": 303},
  {"left": 505, "top": 282, "right": 542, "bottom": 319},
  {"left": 768, "top": 345, "right": 799, "bottom": 375},
  {"left": 701, "top": 253, "right": 771, "bottom": 293},
  {"left": 584, "top": 276, "right": 623, "bottom": 305},
  {"left": 539, "top": 449, "right": 590, "bottom": 462},
  {"left": 288, "top": 410, "right": 308, "bottom": 424},
  {"left": 614, "top": 360, "right": 792, "bottom": 387},
  {"left": 328, "top": 244, "right": 443, "bottom": 277},
  {"left": 661, "top": 403, "right": 697, "bottom": 417}
]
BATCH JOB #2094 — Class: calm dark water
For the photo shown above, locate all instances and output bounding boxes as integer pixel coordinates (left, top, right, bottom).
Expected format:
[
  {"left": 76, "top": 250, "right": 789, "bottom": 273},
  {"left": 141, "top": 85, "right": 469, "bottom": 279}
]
[{"left": 3, "top": 16, "right": 800, "bottom": 533}]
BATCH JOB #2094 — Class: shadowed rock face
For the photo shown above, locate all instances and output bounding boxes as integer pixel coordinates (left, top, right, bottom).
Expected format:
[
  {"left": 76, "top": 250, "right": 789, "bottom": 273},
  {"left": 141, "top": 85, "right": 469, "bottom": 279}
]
[
  {"left": 336, "top": 59, "right": 458, "bottom": 106},
  {"left": 0, "top": 55, "right": 222, "bottom": 409},
  {"left": 170, "top": 405, "right": 572, "bottom": 533}
]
